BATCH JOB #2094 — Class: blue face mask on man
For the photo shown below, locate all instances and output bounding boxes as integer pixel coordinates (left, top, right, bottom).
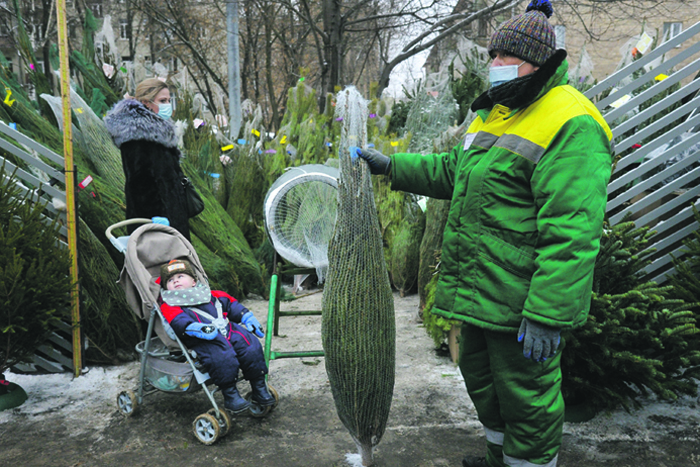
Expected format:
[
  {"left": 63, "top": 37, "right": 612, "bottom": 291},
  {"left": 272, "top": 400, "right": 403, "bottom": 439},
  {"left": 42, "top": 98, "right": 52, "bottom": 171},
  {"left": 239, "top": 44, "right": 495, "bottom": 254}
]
[
  {"left": 157, "top": 103, "right": 173, "bottom": 120},
  {"left": 489, "top": 61, "right": 525, "bottom": 88}
]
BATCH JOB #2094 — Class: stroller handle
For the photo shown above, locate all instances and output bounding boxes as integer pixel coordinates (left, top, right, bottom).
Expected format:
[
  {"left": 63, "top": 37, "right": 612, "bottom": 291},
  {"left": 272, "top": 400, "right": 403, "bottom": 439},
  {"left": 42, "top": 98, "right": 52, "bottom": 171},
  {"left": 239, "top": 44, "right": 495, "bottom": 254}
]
[{"left": 105, "top": 218, "right": 154, "bottom": 241}]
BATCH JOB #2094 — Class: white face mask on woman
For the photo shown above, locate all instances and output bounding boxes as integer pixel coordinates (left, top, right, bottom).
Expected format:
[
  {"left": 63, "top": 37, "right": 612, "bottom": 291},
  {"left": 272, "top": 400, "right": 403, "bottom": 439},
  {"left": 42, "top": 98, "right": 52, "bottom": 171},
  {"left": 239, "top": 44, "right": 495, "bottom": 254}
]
[
  {"left": 489, "top": 61, "right": 525, "bottom": 88},
  {"left": 157, "top": 103, "right": 173, "bottom": 120}
]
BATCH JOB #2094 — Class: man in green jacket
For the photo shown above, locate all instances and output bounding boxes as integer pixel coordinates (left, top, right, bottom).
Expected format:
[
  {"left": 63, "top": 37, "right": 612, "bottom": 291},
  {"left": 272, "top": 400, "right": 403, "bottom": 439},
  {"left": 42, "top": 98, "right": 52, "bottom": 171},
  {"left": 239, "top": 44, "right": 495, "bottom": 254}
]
[{"left": 357, "top": 1, "right": 613, "bottom": 466}]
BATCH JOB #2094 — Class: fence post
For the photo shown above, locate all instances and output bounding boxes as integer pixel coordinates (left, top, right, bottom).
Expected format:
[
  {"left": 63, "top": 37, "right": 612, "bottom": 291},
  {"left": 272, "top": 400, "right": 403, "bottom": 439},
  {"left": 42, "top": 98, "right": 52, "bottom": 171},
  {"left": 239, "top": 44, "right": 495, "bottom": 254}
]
[{"left": 56, "top": 0, "right": 81, "bottom": 376}]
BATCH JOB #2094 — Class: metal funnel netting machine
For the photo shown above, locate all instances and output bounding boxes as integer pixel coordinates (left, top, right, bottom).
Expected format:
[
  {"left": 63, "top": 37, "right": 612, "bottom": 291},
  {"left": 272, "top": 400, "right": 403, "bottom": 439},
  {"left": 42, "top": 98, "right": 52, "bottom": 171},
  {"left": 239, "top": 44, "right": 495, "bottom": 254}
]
[{"left": 263, "top": 163, "right": 339, "bottom": 282}]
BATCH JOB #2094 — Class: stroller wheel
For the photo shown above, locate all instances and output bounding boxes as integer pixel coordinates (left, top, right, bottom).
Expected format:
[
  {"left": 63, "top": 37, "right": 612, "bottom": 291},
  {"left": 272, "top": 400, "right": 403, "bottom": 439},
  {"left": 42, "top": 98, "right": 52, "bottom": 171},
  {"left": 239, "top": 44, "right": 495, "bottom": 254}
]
[
  {"left": 268, "top": 385, "right": 280, "bottom": 410},
  {"left": 193, "top": 413, "right": 221, "bottom": 445},
  {"left": 207, "top": 408, "right": 232, "bottom": 437},
  {"left": 244, "top": 392, "right": 272, "bottom": 418},
  {"left": 116, "top": 390, "right": 139, "bottom": 417},
  {"left": 247, "top": 401, "right": 272, "bottom": 418}
]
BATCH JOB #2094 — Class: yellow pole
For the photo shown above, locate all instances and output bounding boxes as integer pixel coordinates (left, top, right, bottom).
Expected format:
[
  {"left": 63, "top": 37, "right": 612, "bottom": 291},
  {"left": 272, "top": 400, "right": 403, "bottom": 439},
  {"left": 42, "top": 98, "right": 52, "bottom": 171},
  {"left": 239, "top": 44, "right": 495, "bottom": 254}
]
[{"left": 55, "top": 0, "right": 81, "bottom": 376}]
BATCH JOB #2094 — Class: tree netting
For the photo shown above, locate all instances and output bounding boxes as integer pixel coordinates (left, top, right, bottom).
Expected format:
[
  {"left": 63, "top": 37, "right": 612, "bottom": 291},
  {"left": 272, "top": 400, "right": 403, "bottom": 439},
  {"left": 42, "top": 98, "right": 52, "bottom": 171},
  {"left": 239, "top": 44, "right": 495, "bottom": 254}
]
[
  {"left": 404, "top": 72, "right": 460, "bottom": 154},
  {"left": 41, "top": 90, "right": 125, "bottom": 189},
  {"left": 418, "top": 197, "right": 450, "bottom": 311},
  {"left": 69, "top": 50, "right": 121, "bottom": 107},
  {"left": 225, "top": 149, "right": 268, "bottom": 249},
  {"left": 322, "top": 86, "right": 395, "bottom": 467},
  {"left": 93, "top": 15, "right": 120, "bottom": 73},
  {"left": 390, "top": 201, "right": 425, "bottom": 297},
  {"left": 569, "top": 44, "right": 595, "bottom": 88},
  {"left": 391, "top": 72, "right": 460, "bottom": 300}
]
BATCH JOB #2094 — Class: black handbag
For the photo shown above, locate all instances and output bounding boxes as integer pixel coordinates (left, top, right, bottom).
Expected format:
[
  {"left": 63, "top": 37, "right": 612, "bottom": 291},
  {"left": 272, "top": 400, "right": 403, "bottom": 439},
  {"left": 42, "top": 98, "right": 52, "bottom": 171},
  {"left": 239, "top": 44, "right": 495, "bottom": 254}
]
[{"left": 182, "top": 177, "right": 205, "bottom": 217}]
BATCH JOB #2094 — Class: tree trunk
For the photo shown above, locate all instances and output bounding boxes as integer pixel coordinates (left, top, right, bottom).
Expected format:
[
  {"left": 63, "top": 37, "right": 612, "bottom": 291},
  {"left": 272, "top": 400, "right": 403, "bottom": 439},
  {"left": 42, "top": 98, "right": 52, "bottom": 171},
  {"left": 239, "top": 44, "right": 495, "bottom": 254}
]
[
  {"left": 40, "top": 0, "right": 54, "bottom": 92},
  {"left": 320, "top": 0, "right": 342, "bottom": 112},
  {"left": 323, "top": 0, "right": 341, "bottom": 95},
  {"left": 242, "top": 1, "right": 253, "bottom": 100},
  {"left": 264, "top": 20, "right": 280, "bottom": 130},
  {"left": 376, "top": 61, "right": 394, "bottom": 98}
]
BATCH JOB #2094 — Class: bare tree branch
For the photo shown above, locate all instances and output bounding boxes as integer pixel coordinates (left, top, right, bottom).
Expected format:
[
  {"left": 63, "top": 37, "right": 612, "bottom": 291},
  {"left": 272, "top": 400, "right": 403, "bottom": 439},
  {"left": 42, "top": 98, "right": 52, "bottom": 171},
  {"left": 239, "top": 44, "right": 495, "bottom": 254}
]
[{"left": 376, "top": 0, "right": 524, "bottom": 96}]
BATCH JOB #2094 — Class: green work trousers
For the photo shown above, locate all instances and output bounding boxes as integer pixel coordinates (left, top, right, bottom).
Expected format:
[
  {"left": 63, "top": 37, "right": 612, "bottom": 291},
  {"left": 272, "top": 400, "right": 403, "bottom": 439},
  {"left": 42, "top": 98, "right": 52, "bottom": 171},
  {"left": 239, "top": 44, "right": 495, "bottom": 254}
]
[{"left": 459, "top": 324, "right": 564, "bottom": 467}]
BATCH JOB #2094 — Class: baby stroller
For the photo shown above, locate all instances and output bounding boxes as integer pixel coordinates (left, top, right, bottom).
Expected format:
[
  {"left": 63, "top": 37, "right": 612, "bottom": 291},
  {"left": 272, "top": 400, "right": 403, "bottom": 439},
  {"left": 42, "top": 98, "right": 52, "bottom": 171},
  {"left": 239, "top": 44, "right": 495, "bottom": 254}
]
[{"left": 106, "top": 218, "right": 278, "bottom": 445}]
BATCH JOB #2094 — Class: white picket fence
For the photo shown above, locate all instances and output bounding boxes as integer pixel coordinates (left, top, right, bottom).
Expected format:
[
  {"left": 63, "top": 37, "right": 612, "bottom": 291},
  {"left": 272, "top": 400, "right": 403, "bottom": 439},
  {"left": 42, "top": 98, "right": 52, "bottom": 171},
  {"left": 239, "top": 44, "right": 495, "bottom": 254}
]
[{"left": 584, "top": 21, "right": 700, "bottom": 284}]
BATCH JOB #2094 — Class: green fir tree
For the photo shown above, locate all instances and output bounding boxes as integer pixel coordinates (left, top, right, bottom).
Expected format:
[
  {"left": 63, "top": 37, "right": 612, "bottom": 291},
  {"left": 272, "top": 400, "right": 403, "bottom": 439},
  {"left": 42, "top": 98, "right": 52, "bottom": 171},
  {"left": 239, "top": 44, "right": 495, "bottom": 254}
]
[
  {"left": 668, "top": 205, "right": 700, "bottom": 305},
  {"left": 562, "top": 220, "right": 700, "bottom": 412},
  {"left": 0, "top": 165, "right": 72, "bottom": 376}
]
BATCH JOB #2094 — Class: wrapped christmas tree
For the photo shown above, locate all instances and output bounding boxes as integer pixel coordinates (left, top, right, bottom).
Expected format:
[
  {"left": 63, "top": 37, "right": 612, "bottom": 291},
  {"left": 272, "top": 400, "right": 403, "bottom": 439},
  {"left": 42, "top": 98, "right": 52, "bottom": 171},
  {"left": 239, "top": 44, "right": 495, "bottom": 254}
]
[{"left": 322, "top": 87, "right": 395, "bottom": 466}]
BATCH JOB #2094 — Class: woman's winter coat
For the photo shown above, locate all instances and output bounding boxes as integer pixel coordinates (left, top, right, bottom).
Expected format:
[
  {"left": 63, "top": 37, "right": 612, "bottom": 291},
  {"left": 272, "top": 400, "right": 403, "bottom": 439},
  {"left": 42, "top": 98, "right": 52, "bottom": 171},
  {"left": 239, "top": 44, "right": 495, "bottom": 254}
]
[
  {"left": 104, "top": 99, "right": 190, "bottom": 239},
  {"left": 391, "top": 50, "right": 613, "bottom": 332}
]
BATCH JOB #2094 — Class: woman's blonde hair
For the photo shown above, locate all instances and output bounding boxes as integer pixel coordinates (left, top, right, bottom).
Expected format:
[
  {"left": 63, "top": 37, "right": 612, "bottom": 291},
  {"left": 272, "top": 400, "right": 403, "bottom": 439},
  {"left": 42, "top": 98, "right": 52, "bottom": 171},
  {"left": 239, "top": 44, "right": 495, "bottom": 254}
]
[{"left": 134, "top": 78, "right": 169, "bottom": 102}]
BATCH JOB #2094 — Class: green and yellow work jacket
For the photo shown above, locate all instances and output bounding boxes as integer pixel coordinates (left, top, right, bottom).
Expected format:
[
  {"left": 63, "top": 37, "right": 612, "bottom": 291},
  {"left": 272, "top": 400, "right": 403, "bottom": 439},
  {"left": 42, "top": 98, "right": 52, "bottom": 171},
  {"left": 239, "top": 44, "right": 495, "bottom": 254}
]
[{"left": 391, "top": 51, "right": 613, "bottom": 332}]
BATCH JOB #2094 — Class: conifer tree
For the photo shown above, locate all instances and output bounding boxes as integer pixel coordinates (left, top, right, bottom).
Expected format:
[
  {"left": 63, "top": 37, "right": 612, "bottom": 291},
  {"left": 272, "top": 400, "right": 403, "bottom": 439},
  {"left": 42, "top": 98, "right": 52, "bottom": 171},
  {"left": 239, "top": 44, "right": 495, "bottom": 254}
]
[
  {"left": 0, "top": 166, "right": 72, "bottom": 376},
  {"left": 668, "top": 205, "right": 700, "bottom": 305},
  {"left": 562, "top": 220, "right": 700, "bottom": 412}
]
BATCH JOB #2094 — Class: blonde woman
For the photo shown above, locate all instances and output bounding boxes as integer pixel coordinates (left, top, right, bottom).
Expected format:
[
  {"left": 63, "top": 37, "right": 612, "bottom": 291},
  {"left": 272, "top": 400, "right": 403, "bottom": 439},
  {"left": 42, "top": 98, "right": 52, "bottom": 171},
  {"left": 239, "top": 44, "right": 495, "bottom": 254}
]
[{"left": 104, "top": 78, "right": 191, "bottom": 239}]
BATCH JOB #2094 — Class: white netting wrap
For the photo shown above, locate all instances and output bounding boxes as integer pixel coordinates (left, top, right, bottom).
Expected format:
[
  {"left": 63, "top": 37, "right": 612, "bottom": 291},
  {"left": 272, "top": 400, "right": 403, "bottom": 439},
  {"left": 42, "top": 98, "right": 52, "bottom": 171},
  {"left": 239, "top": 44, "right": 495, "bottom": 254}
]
[
  {"left": 40, "top": 90, "right": 124, "bottom": 190},
  {"left": 404, "top": 72, "right": 460, "bottom": 154},
  {"left": 570, "top": 45, "right": 595, "bottom": 87},
  {"left": 94, "top": 15, "right": 120, "bottom": 67},
  {"left": 322, "top": 86, "right": 395, "bottom": 466}
]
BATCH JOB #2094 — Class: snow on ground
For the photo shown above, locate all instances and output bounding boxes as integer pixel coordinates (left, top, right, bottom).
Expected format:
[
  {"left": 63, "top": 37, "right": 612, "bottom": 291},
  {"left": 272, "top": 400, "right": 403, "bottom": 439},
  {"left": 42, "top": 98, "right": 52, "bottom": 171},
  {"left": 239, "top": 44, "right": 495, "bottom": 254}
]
[
  {"left": 564, "top": 391, "right": 700, "bottom": 443},
  {"left": 4, "top": 359, "right": 700, "bottom": 447},
  {"left": 0, "top": 362, "right": 140, "bottom": 435}
]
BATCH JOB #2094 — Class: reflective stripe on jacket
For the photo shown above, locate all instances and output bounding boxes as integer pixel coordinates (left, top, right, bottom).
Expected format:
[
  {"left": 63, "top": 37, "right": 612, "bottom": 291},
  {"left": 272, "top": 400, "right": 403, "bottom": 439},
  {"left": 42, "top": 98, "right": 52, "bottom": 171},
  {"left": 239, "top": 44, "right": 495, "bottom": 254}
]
[{"left": 391, "top": 63, "right": 613, "bottom": 332}]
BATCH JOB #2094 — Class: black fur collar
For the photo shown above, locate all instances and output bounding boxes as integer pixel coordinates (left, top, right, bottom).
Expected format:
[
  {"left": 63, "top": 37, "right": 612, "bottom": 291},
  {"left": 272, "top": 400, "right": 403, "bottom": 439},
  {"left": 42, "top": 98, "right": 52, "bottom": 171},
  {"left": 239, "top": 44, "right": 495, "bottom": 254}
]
[
  {"left": 471, "top": 49, "right": 568, "bottom": 113},
  {"left": 103, "top": 99, "right": 178, "bottom": 149}
]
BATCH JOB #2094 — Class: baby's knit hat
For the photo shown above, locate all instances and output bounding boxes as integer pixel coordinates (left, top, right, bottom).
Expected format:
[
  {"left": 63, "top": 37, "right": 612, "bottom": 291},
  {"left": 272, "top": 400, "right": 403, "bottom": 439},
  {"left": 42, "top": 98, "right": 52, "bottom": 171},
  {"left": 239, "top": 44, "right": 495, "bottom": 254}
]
[
  {"left": 160, "top": 259, "right": 196, "bottom": 288},
  {"left": 487, "top": 0, "right": 556, "bottom": 66}
]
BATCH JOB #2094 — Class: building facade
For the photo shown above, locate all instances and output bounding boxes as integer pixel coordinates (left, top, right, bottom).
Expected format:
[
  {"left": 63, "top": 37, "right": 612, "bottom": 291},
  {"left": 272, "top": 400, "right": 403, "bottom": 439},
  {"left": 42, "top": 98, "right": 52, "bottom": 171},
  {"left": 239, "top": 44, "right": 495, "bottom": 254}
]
[{"left": 553, "top": 1, "right": 700, "bottom": 83}]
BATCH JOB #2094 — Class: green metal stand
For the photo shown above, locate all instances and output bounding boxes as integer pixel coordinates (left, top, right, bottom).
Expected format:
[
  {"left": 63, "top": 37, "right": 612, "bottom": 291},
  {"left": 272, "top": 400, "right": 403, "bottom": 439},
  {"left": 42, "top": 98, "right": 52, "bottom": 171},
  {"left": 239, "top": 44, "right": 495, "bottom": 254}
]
[{"left": 264, "top": 272, "right": 324, "bottom": 367}]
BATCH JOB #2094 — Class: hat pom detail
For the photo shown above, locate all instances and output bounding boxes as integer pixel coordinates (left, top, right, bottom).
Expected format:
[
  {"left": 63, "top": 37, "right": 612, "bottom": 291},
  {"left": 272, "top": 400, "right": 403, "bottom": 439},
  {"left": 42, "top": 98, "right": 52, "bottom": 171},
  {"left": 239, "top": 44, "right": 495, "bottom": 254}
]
[{"left": 525, "top": 0, "right": 553, "bottom": 18}]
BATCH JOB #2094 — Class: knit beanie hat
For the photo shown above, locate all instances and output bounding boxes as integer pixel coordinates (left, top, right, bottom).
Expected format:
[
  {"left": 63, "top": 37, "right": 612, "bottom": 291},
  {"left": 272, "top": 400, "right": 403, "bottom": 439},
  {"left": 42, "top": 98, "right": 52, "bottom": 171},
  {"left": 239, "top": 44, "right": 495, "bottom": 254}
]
[
  {"left": 160, "top": 259, "right": 196, "bottom": 288},
  {"left": 487, "top": 0, "right": 556, "bottom": 66}
]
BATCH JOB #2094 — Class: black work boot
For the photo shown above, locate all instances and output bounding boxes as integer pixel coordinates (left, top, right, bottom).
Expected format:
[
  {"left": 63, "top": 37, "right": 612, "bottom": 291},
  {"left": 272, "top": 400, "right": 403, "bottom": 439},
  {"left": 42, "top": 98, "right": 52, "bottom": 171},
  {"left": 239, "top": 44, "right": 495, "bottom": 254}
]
[
  {"left": 462, "top": 456, "right": 488, "bottom": 467},
  {"left": 249, "top": 378, "right": 275, "bottom": 406},
  {"left": 221, "top": 385, "right": 250, "bottom": 413}
]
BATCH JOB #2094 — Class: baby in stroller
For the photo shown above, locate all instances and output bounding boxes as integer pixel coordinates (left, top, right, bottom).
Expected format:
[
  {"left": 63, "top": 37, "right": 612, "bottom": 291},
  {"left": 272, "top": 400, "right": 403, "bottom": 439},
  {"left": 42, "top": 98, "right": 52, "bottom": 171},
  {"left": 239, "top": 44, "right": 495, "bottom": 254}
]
[{"left": 158, "top": 258, "right": 275, "bottom": 414}]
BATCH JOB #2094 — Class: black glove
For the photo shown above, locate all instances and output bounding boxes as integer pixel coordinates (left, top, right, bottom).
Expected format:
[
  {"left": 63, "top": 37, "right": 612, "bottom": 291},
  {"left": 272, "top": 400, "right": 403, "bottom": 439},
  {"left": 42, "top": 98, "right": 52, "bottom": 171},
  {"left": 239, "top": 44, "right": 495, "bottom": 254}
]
[
  {"left": 355, "top": 147, "right": 391, "bottom": 175},
  {"left": 517, "top": 317, "right": 561, "bottom": 362}
]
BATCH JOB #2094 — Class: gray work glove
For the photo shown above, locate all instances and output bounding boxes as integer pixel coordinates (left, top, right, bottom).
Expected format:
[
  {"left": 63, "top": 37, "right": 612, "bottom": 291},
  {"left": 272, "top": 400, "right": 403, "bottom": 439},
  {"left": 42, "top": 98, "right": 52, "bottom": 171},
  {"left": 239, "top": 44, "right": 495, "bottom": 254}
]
[
  {"left": 517, "top": 317, "right": 561, "bottom": 362},
  {"left": 355, "top": 147, "right": 391, "bottom": 175}
]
